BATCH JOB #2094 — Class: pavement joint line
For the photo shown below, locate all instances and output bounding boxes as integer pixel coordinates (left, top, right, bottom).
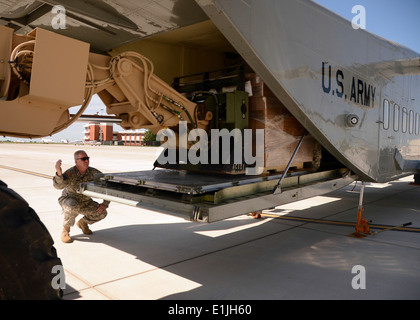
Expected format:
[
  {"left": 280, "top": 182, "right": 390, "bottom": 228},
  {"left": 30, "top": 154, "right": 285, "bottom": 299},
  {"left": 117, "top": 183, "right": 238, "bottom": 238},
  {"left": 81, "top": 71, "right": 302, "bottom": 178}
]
[
  {"left": 0, "top": 164, "right": 53, "bottom": 179},
  {"left": 262, "top": 214, "right": 420, "bottom": 233},
  {"left": 63, "top": 268, "right": 114, "bottom": 300}
]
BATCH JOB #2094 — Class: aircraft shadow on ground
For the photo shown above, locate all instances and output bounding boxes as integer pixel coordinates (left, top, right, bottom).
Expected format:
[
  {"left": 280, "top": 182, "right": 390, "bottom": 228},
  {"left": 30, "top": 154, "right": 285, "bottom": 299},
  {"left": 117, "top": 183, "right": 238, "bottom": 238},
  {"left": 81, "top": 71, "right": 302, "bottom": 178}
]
[{"left": 65, "top": 182, "right": 420, "bottom": 299}]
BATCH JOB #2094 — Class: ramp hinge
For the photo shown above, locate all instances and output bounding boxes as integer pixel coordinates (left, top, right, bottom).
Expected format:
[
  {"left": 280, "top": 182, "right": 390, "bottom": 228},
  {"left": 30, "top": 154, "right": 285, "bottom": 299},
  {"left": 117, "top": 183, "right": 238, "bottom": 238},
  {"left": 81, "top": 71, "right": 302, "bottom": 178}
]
[{"left": 192, "top": 206, "right": 208, "bottom": 222}]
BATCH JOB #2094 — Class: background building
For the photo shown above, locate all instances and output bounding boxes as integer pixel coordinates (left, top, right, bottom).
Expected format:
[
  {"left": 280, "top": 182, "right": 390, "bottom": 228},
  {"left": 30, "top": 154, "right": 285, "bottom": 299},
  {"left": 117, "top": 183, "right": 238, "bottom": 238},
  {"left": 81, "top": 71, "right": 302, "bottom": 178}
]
[
  {"left": 83, "top": 123, "right": 151, "bottom": 146},
  {"left": 84, "top": 122, "right": 121, "bottom": 144},
  {"left": 119, "top": 129, "right": 147, "bottom": 146}
]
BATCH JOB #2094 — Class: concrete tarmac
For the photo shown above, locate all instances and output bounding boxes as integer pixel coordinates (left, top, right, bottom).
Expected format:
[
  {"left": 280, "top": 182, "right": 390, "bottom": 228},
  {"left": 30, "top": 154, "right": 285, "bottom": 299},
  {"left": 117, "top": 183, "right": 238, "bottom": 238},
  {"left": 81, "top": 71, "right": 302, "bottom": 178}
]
[{"left": 1, "top": 143, "right": 420, "bottom": 300}]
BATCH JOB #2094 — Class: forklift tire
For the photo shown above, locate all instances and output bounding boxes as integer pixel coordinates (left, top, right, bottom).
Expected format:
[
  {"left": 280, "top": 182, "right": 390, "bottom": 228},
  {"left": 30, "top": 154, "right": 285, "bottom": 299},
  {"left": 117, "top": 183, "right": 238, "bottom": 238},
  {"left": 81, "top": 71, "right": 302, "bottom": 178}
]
[{"left": 0, "top": 180, "right": 63, "bottom": 300}]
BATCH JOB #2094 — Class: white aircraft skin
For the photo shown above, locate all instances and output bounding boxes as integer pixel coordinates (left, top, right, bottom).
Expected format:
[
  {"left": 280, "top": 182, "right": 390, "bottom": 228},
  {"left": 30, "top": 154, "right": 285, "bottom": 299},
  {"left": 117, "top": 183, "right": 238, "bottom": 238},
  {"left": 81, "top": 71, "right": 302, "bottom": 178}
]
[{"left": 195, "top": 0, "right": 420, "bottom": 183}]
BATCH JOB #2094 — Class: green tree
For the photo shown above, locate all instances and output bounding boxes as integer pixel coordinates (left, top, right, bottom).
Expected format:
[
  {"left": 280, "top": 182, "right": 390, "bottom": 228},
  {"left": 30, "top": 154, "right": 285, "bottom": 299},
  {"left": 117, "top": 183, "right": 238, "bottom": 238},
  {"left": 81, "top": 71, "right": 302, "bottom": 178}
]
[{"left": 143, "top": 130, "right": 156, "bottom": 142}]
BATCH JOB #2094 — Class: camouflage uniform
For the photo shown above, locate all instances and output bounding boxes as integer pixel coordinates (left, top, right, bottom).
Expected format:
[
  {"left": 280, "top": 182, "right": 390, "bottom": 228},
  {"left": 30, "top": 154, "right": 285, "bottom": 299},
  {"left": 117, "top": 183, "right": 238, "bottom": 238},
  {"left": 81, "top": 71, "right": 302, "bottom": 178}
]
[{"left": 53, "top": 166, "right": 110, "bottom": 228}]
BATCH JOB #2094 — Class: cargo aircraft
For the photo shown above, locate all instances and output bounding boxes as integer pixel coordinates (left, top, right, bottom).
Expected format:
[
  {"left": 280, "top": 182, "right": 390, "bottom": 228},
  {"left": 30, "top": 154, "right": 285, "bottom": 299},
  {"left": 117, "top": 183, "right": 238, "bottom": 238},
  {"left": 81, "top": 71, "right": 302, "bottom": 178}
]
[{"left": 0, "top": 0, "right": 419, "bottom": 298}]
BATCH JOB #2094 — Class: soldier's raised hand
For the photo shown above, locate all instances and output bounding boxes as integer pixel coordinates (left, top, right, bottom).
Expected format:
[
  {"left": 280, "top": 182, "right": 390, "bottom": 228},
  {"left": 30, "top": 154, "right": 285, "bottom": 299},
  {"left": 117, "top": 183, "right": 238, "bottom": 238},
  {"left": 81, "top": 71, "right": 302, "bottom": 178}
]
[{"left": 55, "top": 160, "right": 63, "bottom": 176}]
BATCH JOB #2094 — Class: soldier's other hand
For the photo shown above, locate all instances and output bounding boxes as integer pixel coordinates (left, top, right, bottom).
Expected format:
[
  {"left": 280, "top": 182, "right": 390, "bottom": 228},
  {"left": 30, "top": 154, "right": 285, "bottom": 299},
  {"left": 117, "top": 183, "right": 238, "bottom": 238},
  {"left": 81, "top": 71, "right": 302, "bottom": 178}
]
[{"left": 97, "top": 203, "right": 107, "bottom": 214}]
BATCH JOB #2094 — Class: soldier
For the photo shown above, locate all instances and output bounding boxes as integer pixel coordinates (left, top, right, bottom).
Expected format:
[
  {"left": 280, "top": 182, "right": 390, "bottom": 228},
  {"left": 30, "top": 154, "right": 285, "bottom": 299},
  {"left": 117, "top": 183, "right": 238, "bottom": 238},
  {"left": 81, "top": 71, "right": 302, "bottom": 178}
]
[{"left": 53, "top": 150, "right": 110, "bottom": 243}]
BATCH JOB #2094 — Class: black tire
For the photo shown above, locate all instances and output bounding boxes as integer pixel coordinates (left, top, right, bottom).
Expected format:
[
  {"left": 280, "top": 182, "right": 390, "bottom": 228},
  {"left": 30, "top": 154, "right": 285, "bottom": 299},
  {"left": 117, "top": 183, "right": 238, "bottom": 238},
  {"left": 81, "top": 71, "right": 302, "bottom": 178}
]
[{"left": 0, "top": 180, "right": 63, "bottom": 300}]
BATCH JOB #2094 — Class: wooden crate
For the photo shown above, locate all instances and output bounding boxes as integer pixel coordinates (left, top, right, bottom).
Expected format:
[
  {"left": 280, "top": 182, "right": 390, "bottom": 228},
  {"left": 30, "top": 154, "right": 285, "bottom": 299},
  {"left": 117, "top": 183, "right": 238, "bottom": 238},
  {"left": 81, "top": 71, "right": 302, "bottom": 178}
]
[{"left": 246, "top": 73, "right": 321, "bottom": 173}]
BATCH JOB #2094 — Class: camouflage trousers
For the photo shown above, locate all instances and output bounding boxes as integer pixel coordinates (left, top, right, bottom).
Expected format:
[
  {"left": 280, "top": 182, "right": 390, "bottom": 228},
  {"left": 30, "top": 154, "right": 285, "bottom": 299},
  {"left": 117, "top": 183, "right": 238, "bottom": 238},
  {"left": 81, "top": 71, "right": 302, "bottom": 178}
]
[{"left": 58, "top": 196, "right": 107, "bottom": 228}]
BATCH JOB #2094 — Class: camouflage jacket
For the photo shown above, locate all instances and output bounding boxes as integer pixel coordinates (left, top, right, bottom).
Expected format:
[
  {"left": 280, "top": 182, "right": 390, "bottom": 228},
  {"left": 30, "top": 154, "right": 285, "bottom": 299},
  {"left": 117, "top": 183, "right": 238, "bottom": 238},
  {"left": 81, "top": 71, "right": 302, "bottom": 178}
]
[{"left": 53, "top": 166, "right": 110, "bottom": 206}]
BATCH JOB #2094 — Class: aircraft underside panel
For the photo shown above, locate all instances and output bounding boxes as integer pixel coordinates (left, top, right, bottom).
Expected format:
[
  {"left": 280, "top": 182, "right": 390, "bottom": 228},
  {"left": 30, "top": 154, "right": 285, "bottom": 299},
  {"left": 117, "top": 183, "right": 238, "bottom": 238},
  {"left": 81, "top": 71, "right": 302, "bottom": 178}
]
[
  {"left": 0, "top": 0, "right": 209, "bottom": 52},
  {"left": 195, "top": 0, "right": 420, "bottom": 182}
]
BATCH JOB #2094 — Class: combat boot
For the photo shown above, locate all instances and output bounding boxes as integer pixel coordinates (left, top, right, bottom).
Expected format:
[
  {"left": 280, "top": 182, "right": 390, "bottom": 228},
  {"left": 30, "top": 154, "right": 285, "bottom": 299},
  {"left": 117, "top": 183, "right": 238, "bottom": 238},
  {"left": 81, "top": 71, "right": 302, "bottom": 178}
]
[
  {"left": 61, "top": 226, "right": 73, "bottom": 243},
  {"left": 77, "top": 218, "right": 93, "bottom": 235}
]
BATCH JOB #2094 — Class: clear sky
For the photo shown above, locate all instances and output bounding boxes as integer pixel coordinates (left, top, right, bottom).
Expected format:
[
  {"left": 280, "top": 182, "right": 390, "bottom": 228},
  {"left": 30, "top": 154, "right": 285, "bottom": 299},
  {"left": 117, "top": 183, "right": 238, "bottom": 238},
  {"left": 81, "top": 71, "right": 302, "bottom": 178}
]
[
  {"left": 46, "top": 94, "right": 124, "bottom": 143},
  {"left": 313, "top": 0, "right": 420, "bottom": 53},
  {"left": 2, "top": 0, "right": 419, "bottom": 142}
]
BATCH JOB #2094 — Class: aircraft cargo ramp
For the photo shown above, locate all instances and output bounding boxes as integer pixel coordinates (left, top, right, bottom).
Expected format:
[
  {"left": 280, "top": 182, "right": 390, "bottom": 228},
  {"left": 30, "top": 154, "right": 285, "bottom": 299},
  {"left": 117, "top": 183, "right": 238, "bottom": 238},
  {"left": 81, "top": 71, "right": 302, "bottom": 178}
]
[{"left": 81, "top": 168, "right": 355, "bottom": 222}]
